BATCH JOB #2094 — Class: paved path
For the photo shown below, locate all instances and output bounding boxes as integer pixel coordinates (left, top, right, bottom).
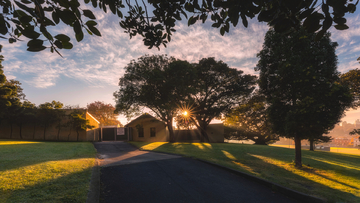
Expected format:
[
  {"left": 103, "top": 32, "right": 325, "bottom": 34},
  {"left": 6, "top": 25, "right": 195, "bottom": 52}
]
[{"left": 93, "top": 141, "right": 300, "bottom": 203}]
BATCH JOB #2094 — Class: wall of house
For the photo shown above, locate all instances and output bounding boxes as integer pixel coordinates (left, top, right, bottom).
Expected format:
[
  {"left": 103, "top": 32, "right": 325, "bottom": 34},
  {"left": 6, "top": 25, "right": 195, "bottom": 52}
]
[
  {"left": 206, "top": 123, "right": 224, "bottom": 143},
  {"left": 127, "top": 118, "right": 168, "bottom": 142},
  {"left": 86, "top": 112, "right": 100, "bottom": 129},
  {"left": 0, "top": 109, "right": 98, "bottom": 141},
  {"left": 173, "top": 124, "right": 224, "bottom": 143}
]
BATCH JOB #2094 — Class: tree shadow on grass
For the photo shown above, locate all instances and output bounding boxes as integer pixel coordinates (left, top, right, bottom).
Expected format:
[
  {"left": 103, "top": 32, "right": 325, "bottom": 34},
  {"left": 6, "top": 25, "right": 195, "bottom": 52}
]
[
  {"left": 0, "top": 168, "right": 92, "bottom": 203},
  {"left": 0, "top": 142, "right": 95, "bottom": 172}
]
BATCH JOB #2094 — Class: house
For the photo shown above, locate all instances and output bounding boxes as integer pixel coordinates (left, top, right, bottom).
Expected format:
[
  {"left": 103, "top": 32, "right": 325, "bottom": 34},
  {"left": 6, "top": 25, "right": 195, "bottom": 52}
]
[
  {"left": 125, "top": 114, "right": 224, "bottom": 143},
  {"left": 125, "top": 114, "right": 168, "bottom": 142}
]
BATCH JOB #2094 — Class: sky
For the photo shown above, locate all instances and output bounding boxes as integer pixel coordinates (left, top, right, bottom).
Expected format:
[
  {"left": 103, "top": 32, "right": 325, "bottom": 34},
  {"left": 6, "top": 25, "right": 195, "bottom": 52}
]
[{"left": 2, "top": 4, "right": 360, "bottom": 126}]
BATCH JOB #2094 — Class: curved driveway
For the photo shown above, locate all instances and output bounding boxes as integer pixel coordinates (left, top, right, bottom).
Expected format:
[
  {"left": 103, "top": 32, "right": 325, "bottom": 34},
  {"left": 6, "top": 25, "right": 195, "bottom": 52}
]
[{"left": 93, "top": 141, "right": 300, "bottom": 203}]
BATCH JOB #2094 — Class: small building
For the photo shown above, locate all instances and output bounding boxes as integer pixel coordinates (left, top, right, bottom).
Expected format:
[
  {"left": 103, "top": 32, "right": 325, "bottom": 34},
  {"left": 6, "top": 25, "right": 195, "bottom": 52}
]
[
  {"left": 125, "top": 114, "right": 168, "bottom": 142},
  {"left": 125, "top": 114, "right": 224, "bottom": 143}
]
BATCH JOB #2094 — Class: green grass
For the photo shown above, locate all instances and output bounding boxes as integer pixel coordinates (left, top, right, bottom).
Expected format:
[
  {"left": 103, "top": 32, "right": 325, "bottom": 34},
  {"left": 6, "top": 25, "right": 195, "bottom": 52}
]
[
  {"left": 0, "top": 140, "right": 96, "bottom": 203},
  {"left": 130, "top": 142, "right": 360, "bottom": 203}
]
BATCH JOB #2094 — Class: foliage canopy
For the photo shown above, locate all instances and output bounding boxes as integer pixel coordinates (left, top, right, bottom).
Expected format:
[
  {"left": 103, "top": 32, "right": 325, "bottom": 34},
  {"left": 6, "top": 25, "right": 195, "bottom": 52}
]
[
  {"left": 256, "top": 28, "right": 353, "bottom": 167},
  {"left": 0, "top": 0, "right": 357, "bottom": 54}
]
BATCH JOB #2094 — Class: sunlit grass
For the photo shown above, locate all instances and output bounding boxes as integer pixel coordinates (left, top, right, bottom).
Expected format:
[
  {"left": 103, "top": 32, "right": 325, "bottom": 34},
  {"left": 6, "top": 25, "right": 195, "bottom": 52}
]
[
  {"left": 0, "top": 140, "right": 96, "bottom": 203},
  {"left": 139, "top": 142, "right": 167, "bottom": 150},
  {"left": 271, "top": 144, "right": 360, "bottom": 155},
  {"left": 0, "top": 140, "right": 42, "bottom": 145},
  {"left": 130, "top": 141, "right": 360, "bottom": 203}
]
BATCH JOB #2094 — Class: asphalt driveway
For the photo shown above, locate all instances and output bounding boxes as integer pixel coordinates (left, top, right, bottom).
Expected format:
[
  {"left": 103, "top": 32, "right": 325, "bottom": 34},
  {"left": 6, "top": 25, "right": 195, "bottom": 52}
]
[{"left": 93, "top": 141, "right": 301, "bottom": 203}]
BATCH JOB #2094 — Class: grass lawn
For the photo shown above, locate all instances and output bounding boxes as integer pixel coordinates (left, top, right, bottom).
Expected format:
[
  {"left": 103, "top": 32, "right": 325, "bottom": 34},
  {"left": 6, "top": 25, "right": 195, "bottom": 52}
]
[
  {"left": 0, "top": 140, "right": 96, "bottom": 203},
  {"left": 130, "top": 142, "right": 360, "bottom": 203}
]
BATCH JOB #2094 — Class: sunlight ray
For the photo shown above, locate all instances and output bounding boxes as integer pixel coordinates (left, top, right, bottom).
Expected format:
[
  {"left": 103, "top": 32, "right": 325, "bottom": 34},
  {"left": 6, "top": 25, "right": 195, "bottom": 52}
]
[
  {"left": 305, "top": 156, "right": 360, "bottom": 171},
  {"left": 140, "top": 142, "right": 167, "bottom": 150}
]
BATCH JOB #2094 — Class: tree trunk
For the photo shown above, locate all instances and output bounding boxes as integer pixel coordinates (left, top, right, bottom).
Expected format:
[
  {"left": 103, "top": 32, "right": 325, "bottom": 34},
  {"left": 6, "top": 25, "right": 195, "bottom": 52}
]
[
  {"left": 294, "top": 134, "right": 302, "bottom": 168},
  {"left": 167, "top": 120, "right": 175, "bottom": 143},
  {"left": 57, "top": 121, "right": 61, "bottom": 141},
  {"left": 10, "top": 123, "right": 13, "bottom": 139},
  {"left": 309, "top": 138, "right": 314, "bottom": 151},
  {"left": 68, "top": 127, "right": 72, "bottom": 141},
  {"left": 33, "top": 124, "right": 36, "bottom": 140},
  {"left": 76, "top": 130, "right": 79, "bottom": 141},
  {"left": 198, "top": 121, "right": 209, "bottom": 143},
  {"left": 19, "top": 123, "right": 23, "bottom": 139},
  {"left": 43, "top": 126, "right": 47, "bottom": 140}
]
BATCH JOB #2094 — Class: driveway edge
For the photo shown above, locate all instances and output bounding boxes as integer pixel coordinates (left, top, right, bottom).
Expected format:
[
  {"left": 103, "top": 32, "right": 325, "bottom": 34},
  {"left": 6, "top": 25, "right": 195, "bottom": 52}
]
[
  {"left": 132, "top": 145, "right": 325, "bottom": 203},
  {"left": 86, "top": 145, "right": 100, "bottom": 203}
]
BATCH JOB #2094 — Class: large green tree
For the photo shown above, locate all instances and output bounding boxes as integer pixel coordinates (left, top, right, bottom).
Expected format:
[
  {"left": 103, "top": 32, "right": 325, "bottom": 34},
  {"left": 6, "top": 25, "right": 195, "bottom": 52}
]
[
  {"left": 0, "top": 0, "right": 356, "bottom": 54},
  {"left": 256, "top": 28, "right": 353, "bottom": 168},
  {"left": 184, "top": 58, "right": 256, "bottom": 142},
  {"left": 114, "top": 55, "right": 196, "bottom": 142},
  {"left": 224, "top": 91, "right": 279, "bottom": 145},
  {"left": 341, "top": 68, "right": 360, "bottom": 139},
  {"left": 341, "top": 68, "right": 360, "bottom": 108}
]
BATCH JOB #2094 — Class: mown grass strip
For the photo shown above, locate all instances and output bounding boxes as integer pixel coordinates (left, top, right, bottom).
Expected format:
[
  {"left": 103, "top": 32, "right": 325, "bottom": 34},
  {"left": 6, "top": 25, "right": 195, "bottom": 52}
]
[
  {"left": 130, "top": 142, "right": 360, "bottom": 203},
  {"left": 0, "top": 140, "right": 96, "bottom": 203}
]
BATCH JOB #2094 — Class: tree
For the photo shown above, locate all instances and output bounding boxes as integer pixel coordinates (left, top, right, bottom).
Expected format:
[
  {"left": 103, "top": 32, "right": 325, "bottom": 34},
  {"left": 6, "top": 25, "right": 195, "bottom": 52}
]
[
  {"left": 183, "top": 58, "right": 256, "bottom": 142},
  {"left": 87, "top": 101, "right": 121, "bottom": 127},
  {"left": 256, "top": 28, "right": 353, "bottom": 168},
  {"left": 0, "top": 0, "right": 356, "bottom": 54},
  {"left": 68, "top": 110, "right": 94, "bottom": 141},
  {"left": 349, "top": 129, "right": 360, "bottom": 142},
  {"left": 19, "top": 101, "right": 37, "bottom": 139},
  {"left": 224, "top": 91, "right": 279, "bottom": 145},
  {"left": 341, "top": 69, "right": 360, "bottom": 108},
  {"left": 10, "top": 101, "right": 36, "bottom": 139},
  {"left": 114, "top": 55, "right": 196, "bottom": 142},
  {"left": 0, "top": 57, "right": 26, "bottom": 128},
  {"left": 37, "top": 100, "right": 63, "bottom": 140}
]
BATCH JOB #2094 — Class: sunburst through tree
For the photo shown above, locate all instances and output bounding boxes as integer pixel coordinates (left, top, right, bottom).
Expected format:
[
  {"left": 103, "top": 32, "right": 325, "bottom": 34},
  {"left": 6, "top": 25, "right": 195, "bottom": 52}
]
[{"left": 176, "top": 103, "right": 196, "bottom": 130}]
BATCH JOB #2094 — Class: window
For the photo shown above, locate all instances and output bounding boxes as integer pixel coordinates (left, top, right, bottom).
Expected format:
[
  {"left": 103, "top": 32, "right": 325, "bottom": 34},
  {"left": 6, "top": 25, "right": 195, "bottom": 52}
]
[
  {"left": 138, "top": 127, "right": 144, "bottom": 137},
  {"left": 150, "top": 127, "right": 156, "bottom": 137}
]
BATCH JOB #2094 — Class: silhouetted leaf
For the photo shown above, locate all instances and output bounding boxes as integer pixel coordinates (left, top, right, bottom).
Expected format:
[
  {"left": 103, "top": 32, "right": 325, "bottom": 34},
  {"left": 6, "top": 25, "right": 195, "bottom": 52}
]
[
  {"left": 54, "top": 40, "right": 63, "bottom": 49},
  {"left": 85, "top": 20, "right": 97, "bottom": 26},
  {"left": 19, "top": 15, "right": 32, "bottom": 24},
  {"left": 188, "top": 16, "right": 197, "bottom": 26},
  {"left": 334, "top": 24, "right": 349, "bottom": 30},
  {"left": 73, "top": 20, "right": 81, "bottom": 34},
  {"left": 27, "top": 45, "right": 46, "bottom": 52},
  {"left": 62, "top": 41, "right": 73, "bottom": 49},
  {"left": 52, "top": 11, "right": 60, "bottom": 24},
  {"left": 348, "top": 3, "right": 356, "bottom": 13},
  {"left": 333, "top": 18, "right": 346, "bottom": 24},
  {"left": 322, "top": 16, "right": 332, "bottom": 31},
  {"left": 83, "top": 9, "right": 96, "bottom": 19},
  {"left": 27, "top": 39, "right": 43, "bottom": 47},
  {"left": 88, "top": 26, "right": 101, "bottom": 36},
  {"left": 22, "top": 28, "right": 40, "bottom": 39},
  {"left": 54, "top": 34, "right": 70, "bottom": 42},
  {"left": 75, "top": 30, "right": 84, "bottom": 42},
  {"left": 241, "top": 14, "right": 248, "bottom": 28}
]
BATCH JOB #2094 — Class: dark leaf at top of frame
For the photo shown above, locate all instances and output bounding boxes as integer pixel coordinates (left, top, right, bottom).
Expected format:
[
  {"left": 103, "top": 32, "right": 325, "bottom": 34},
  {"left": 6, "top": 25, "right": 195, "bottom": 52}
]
[
  {"left": 83, "top": 10, "right": 96, "bottom": 19},
  {"left": 54, "top": 34, "right": 71, "bottom": 42}
]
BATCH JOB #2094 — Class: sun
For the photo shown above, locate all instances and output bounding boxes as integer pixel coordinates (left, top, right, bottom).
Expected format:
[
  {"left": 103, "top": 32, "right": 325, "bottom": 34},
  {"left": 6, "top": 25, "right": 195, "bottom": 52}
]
[{"left": 177, "top": 103, "right": 196, "bottom": 122}]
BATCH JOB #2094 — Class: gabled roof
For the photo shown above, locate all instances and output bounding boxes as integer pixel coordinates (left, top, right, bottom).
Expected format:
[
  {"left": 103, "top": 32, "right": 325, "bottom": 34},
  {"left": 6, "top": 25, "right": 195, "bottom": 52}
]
[
  {"left": 125, "top": 114, "right": 163, "bottom": 127},
  {"left": 86, "top": 111, "right": 100, "bottom": 124}
]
